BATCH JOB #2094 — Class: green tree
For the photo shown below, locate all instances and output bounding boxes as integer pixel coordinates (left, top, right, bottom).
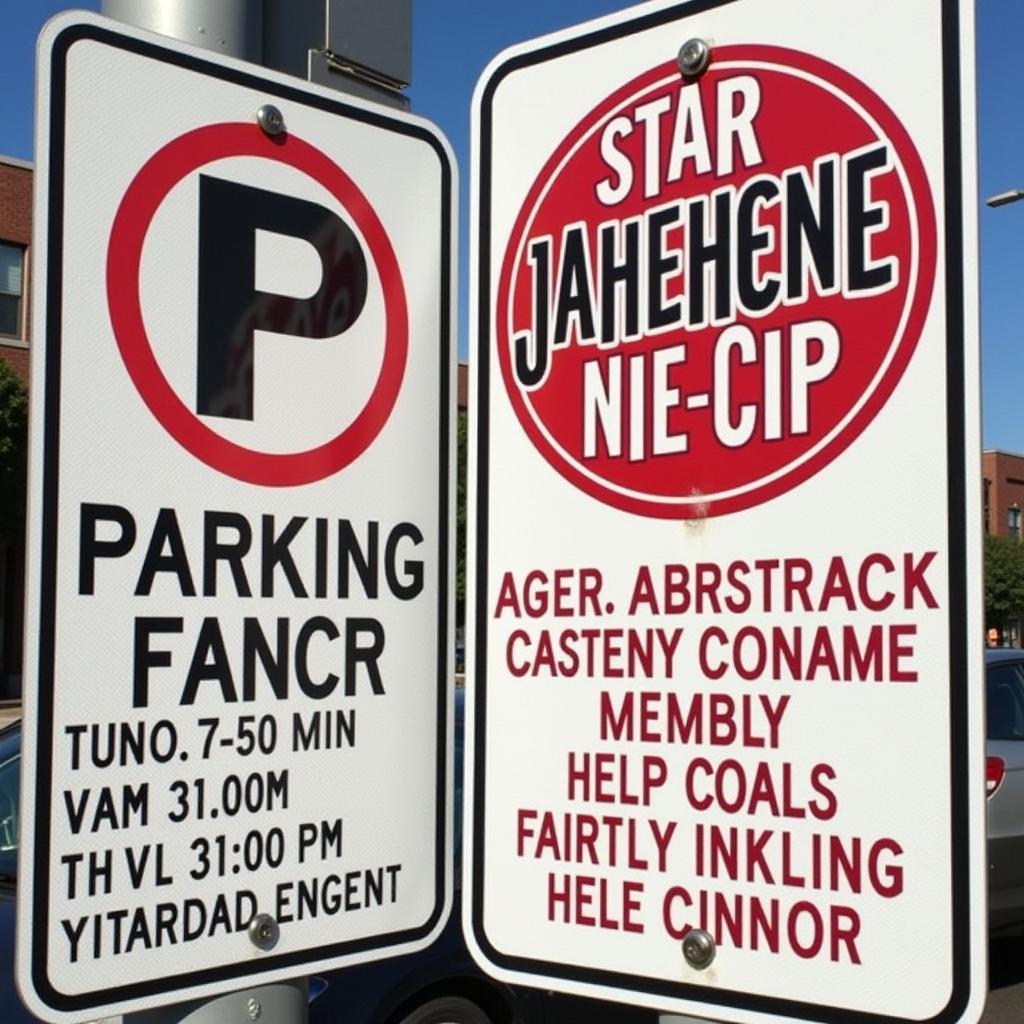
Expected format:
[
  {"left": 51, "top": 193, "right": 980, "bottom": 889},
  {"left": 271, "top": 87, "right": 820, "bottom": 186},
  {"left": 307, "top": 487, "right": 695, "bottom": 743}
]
[
  {"left": 984, "top": 533, "right": 1024, "bottom": 632},
  {"left": 0, "top": 360, "right": 27, "bottom": 548}
]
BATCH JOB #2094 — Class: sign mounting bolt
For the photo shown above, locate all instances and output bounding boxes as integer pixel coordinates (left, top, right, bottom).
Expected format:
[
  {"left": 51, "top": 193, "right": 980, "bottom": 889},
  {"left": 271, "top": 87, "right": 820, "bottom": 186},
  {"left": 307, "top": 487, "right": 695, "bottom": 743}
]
[
  {"left": 248, "top": 913, "right": 280, "bottom": 951},
  {"left": 247, "top": 998, "right": 262, "bottom": 1021},
  {"left": 257, "top": 103, "right": 286, "bottom": 136},
  {"left": 677, "top": 37, "right": 711, "bottom": 77},
  {"left": 682, "top": 928, "right": 716, "bottom": 969}
]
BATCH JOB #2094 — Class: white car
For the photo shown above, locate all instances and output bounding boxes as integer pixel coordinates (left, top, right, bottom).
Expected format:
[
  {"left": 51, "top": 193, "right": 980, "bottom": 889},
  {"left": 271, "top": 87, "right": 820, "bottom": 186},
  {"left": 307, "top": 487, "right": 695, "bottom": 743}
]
[{"left": 986, "top": 648, "right": 1024, "bottom": 933}]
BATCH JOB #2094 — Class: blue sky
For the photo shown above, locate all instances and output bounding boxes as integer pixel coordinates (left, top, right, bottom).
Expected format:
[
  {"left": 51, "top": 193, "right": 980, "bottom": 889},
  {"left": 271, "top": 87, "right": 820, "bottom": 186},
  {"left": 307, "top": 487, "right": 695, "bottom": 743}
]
[{"left": 2, "top": 0, "right": 1023, "bottom": 451}]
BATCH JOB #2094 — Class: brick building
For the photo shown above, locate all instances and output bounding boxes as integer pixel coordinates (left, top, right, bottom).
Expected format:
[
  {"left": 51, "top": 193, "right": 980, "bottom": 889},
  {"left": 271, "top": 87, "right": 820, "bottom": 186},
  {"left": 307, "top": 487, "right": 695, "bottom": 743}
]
[
  {"left": 983, "top": 449, "right": 1024, "bottom": 540},
  {"left": 0, "top": 155, "right": 31, "bottom": 385},
  {"left": 983, "top": 449, "right": 1024, "bottom": 646},
  {"left": 0, "top": 154, "right": 31, "bottom": 699}
]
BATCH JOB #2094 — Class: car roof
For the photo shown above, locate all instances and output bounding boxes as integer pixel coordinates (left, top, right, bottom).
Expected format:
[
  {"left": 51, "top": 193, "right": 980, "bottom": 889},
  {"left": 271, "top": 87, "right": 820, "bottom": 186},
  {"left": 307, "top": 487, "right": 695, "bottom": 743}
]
[{"left": 986, "top": 647, "right": 1024, "bottom": 665}]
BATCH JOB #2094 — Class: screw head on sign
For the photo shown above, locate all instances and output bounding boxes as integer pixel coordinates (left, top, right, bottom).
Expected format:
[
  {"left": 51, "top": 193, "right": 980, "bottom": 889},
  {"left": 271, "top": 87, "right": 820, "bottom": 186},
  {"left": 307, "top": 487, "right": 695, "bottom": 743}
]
[
  {"left": 677, "top": 37, "right": 711, "bottom": 77},
  {"left": 247, "top": 998, "right": 262, "bottom": 1021},
  {"left": 257, "top": 103, "right": 286, "bottom": 136},
  {"left": 248, "top": 913, "right": 280, "bottom": 951},
  {"left": 682, "top": 928, "right": 716, "bottom": 970}
]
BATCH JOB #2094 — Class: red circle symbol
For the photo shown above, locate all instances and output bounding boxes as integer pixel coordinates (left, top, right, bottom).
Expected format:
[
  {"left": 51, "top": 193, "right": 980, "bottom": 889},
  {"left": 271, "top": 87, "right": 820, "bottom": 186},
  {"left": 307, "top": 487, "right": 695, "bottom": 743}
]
[
  {"left": 497, "top": 45, "right": 937, "bottom": 518},
  {"left": 107, "top": 122, "right": 408, "bottom": 486}
]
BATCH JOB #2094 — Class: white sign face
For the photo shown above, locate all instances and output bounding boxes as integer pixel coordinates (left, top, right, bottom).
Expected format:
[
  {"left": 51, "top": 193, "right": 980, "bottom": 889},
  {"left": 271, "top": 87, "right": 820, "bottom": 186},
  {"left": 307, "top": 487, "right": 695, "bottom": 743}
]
[
  {"left": 465, "top": 1, "right": 984, "bottom": 1023},
  {"left": 18, "top": 13, "right": 455, "bottom": 1022}
]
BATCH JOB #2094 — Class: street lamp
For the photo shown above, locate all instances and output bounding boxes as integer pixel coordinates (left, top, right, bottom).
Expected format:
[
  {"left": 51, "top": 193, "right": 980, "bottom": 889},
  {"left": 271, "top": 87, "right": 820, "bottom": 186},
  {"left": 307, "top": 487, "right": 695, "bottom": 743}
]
[{"left": 986, "top": 188, "right": 1024, "bottom": 208}]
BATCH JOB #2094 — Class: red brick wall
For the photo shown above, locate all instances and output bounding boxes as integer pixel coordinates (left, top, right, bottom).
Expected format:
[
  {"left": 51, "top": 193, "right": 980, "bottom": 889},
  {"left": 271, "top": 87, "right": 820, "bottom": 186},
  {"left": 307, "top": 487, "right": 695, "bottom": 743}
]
[
  {"left": 0, "top": 157, "right": 32, "bottom": 388},
  {"left": 0, "top": 158, "right": 29, "bottom": 694},
  {"left": 983, "top": 450, "right": 1024, "bottom": 538},
  {"left": 0, "top": 160, "right": 32, "bottom": 245},
  {"left": 0, "top": 345, "right": 28, "bottom": 386}
]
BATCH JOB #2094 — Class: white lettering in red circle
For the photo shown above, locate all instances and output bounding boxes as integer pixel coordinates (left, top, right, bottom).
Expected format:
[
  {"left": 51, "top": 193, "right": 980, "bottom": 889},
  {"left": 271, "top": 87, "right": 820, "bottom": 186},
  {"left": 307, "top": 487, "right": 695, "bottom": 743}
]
[{"left": 496, "top": 45, "right": 937, "bottom": 518}]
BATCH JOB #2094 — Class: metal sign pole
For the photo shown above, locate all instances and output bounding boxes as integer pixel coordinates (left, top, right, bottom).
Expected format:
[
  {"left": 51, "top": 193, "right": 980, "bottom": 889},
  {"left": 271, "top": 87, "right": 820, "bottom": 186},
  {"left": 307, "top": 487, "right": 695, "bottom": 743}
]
[
  {"left": 123, "top": 980, "right": 308, "bottom": 1024},
  {"left": 101, "top": 0, "right": 263, "bottom": 61}
]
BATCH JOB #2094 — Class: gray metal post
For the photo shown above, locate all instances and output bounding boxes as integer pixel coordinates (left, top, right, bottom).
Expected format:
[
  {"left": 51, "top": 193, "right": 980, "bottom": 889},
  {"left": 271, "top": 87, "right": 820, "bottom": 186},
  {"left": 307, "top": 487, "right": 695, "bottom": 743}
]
[
  {"left": 100, "top": 0, "right": 263, "bottom": 62},
  {"left": 102, "top": 0, "right": 412, "bottom": 109},
  {"left": 264, "top": 0, "right": 412, "bottom": 109},
  {"left": 123, "top": 979, "right": 308, "bottom": 1024}
]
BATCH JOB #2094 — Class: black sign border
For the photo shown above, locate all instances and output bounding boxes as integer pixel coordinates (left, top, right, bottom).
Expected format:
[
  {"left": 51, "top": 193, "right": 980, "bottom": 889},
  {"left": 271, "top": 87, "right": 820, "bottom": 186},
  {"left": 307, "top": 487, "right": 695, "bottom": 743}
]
[
  {"left": 30, "top": 17, "right": 454, "bottom": 1015},
  {"left": 471, "top": 2, "right": 976, "bottom": 1022}
]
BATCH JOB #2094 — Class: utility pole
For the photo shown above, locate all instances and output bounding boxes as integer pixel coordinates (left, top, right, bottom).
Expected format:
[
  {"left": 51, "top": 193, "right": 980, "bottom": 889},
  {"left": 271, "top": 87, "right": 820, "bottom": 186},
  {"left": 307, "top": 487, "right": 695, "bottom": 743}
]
[{"left": 101, "top": 0, "right": 411, "bottom": 108}]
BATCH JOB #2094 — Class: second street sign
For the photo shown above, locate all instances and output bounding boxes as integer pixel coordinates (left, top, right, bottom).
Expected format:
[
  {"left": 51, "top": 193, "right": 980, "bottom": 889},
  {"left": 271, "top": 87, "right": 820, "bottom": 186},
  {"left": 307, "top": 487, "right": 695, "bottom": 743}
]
[{"left": 465, "top": 1, "right": 985, "bottom": 1023}]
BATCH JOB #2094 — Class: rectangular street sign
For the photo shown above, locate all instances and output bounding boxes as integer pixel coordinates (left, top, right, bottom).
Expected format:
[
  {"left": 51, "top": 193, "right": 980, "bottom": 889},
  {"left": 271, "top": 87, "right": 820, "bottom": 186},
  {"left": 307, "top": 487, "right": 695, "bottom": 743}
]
[
  {"left": 465, "top": 1, "right": 985, "bottom": 1022},
  {"left": 18, "top": 12, "right": 455, "bottom": 1022}
]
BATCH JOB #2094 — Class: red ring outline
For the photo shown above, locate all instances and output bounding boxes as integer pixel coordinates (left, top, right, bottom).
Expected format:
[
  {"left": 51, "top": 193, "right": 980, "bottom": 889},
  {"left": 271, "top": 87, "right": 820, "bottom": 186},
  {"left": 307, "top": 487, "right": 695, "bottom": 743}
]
[
  {"left": 107, "top": 122, "right": 408, "bottom": 486},
  {"left": 496, "top": 45, "right": 937, "bottom": 519}
]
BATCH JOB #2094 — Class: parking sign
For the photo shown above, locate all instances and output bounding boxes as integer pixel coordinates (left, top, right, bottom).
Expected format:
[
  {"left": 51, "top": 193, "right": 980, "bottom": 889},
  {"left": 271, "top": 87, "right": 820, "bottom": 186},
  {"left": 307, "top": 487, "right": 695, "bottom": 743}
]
[
  {"left": 465, "top": 1, "right": 985, "bottom": 1022},
  {"left": 19, "top": 13, "right": 455, "bottom": 1022}
]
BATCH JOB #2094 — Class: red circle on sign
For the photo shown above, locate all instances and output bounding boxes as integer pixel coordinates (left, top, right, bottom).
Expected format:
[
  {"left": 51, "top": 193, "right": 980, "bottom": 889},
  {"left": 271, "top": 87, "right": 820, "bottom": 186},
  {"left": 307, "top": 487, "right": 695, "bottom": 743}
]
[
  {"left": 107, "top": 122, "right": 408, "bottom": 486},
  {"left": 496, "top": 45, "right": 936, "bottom": 518}
]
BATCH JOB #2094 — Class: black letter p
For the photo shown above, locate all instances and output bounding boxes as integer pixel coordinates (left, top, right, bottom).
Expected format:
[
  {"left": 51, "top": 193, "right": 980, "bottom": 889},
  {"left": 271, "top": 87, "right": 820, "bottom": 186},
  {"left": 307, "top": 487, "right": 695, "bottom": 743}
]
[{"left": 196, "top": 175, "right": 368, "bottom": 420}]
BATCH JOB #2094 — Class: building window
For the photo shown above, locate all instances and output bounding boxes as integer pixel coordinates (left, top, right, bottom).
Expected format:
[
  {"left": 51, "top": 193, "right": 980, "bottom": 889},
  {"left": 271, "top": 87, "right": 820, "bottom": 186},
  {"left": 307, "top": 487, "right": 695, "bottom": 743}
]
[
  {"left": 1010, "top": 506, "right": 1021, "bottom": 540},
  {"left": 0, "top": 244, "right": 24, "bottom": 338}
]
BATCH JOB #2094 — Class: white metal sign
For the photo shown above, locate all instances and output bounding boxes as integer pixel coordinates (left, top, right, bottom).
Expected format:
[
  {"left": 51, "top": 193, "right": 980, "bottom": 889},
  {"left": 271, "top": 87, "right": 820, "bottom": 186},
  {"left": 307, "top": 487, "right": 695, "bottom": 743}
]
[
  {"left": 465, "top": 1, "right": 984, "bottom": 1022},
  {"left": 18, "top": 12, "right": 455, "bottom": 1021}
]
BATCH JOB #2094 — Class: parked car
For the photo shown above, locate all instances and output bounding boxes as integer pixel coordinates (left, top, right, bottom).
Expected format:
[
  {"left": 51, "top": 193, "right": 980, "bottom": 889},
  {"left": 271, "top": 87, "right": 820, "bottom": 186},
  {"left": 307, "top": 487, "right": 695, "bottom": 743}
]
[
  {"left": 0, "top": 720, "right": 27, "bottom": 1023},
  {"left": 986, "top": 647, "right": 1024, "bottom": 935}
]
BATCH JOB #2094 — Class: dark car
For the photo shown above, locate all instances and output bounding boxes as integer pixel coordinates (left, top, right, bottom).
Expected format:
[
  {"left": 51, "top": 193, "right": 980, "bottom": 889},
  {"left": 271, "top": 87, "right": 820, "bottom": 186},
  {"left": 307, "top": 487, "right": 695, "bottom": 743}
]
[
  {"left": 986, "top": 647, "right": 1024, "bottom": 935},
  {"left": 0, "top": 719, "right": 33, "bottom": 1024}
]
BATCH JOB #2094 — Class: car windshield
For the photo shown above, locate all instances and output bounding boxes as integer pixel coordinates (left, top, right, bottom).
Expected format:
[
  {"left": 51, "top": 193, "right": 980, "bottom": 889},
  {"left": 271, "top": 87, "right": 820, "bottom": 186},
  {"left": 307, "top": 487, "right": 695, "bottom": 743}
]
[
  {"left": 0, "top": 757, "right": 17, "bottom": 878},
  {"left": 0, "top": 721, "right": 19, "bottom": 879},
  {"left": 987, "top": 660, "right": 1024, "bottom": 741}
]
